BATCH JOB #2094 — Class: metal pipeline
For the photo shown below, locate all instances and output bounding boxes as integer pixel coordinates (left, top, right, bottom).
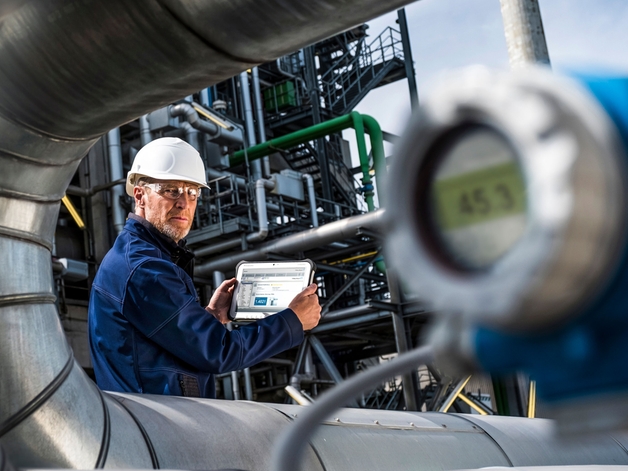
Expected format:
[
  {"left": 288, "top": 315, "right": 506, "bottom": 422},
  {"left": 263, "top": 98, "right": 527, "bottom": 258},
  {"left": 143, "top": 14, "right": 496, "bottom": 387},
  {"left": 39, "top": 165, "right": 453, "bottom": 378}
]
[
  {"left": 180, "top": 121, "right": 201, "bottom": 150},
  {"left": 139, "top": 115, "right": 152, "bottom": 147},
  {"left": 247, "top": 178, "right": 272, "bottom": 243},
  {"left": 302, "top": 173, "right": 319, "bottom": 227},
  {"left": 195, "top": 209, "right": 386, "bottom": 275},
  {"left": 169, "top": 103, "right": 244, "bottom": 146},
  {"left": 251, "top": 66, "right": 271, "bottom": 177},
  {"left": 239, "top": 71, "right": 263, "bottom": 181},
  {"left": 106, "top": 128, "right": 126, "bottom": 234}
]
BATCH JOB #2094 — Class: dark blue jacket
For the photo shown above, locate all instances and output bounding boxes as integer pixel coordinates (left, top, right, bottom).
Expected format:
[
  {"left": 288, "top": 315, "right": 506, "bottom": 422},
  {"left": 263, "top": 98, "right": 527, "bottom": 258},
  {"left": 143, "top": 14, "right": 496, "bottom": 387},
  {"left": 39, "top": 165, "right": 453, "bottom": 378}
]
[{"left": 88, "top": 214, "right": 304, "bottom": 397}]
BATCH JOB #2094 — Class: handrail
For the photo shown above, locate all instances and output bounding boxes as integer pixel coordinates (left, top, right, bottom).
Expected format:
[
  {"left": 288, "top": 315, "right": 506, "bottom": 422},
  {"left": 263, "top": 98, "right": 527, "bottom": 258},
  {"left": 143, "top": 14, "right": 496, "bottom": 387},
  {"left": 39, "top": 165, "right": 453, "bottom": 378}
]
[{"left": 320, "top": 27, "right": 403, "bottom": 113}]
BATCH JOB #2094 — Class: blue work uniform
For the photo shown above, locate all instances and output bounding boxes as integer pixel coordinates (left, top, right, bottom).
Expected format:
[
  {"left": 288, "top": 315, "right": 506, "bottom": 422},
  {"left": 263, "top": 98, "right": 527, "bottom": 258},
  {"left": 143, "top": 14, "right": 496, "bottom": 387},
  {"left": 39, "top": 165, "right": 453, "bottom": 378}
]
[{"left": 88, "top": 214, "right": 304, "bottom": 397}]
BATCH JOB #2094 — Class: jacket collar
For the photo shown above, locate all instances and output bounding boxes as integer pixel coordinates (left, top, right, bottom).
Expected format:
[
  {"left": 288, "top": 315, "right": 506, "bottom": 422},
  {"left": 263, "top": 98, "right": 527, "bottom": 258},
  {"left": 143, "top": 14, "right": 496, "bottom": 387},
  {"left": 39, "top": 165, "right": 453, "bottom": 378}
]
[{"left": 125, "top": 214, "right": 195, "bottom": 273}]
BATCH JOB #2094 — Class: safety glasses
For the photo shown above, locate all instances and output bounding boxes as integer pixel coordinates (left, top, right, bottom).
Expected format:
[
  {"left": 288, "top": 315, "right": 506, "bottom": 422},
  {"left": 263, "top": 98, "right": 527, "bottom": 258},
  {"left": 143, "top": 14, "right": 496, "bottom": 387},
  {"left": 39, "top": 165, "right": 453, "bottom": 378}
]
[{"left": 143, "top": 182, "right": 201, "bottom": 201}]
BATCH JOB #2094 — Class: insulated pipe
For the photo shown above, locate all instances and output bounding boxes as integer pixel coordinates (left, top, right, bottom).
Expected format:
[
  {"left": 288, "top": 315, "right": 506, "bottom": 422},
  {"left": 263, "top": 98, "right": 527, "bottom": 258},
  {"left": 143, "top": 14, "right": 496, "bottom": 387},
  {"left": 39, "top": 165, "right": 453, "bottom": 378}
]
[
  {"left": 139, "top": 115, "right": 152, "bottom": 147},
  {"left": 0, "top": 1, "right": 419, "bottom": 467},
  {"left": 200, "top": 88, "right": 212, "bottom": 108},
  {"left": 169, "top": 103, "right": 244, "bottom": 146},
  {"left": 247, "top": 179, "right": 271, "bottom": 243},
  {"left": 302, "top": 173, "right": 319, "bottom": 227},
  {"left": 251, "top": 67, "right": 271, "bottom": 177},
  {"left": 106, "top": 128, "right": 126, "bottom": 234},
  {"left": 239, "top": 72, "right": 263, "bottom": 181},
  {"left": 195, "top": 209, "right": 386, "bottom": 276},
  {"left": 180, "top": 122, "right": 201, "bottom": 151},
  {"left": 7, "top": 2, "right": 628, "bottom": 471}
]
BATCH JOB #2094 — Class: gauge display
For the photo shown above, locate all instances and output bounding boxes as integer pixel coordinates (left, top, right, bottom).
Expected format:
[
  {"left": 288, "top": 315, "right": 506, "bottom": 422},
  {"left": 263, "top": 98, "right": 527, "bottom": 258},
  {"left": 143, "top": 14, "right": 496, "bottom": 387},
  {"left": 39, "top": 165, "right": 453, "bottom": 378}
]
[{"left": 429, "top": 126, "right": 527, "bottom": 270}]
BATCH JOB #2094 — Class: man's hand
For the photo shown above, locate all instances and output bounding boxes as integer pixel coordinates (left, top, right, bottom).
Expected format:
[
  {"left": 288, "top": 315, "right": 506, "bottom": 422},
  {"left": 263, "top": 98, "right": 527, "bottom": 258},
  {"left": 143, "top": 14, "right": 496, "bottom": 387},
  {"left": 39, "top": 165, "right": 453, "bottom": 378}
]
[
  {"left": 288, "top": 283, "right": 321, "bottom": 331},
  {"left": 206, "top": 278, "right": 238, "bottom": 324}
]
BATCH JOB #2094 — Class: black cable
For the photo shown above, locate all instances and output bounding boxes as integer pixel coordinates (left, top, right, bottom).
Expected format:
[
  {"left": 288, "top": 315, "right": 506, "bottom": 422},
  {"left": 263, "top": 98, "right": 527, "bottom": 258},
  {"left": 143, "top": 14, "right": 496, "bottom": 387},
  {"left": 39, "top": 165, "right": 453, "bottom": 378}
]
[
  {"left": 94, "top": 389, "right": 111, "bottom": 468},
  {"left": 271, "top": 345, "right": 434, "bottom": 471},
  {"left": 111, "top": 396, "right": 160, "bottom": 469},
  {"left": 0, "top": 353, "right": 74, "bottom": 438}
]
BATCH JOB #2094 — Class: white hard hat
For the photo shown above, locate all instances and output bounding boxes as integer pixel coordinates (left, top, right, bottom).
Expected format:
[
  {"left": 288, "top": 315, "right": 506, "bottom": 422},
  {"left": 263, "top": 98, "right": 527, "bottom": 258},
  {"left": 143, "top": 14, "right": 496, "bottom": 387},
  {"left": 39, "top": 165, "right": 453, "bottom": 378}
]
[{"left": 126, "top": 137, "right": 209, "bottom": 196}]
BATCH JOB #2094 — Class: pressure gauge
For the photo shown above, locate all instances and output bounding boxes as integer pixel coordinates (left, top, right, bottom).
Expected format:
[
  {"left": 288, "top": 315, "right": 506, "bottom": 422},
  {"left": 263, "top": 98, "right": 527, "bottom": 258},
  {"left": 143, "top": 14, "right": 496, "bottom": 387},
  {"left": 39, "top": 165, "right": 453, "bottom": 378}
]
[{"left": 386, "top": 67, "right": 627, "bottom": 331}]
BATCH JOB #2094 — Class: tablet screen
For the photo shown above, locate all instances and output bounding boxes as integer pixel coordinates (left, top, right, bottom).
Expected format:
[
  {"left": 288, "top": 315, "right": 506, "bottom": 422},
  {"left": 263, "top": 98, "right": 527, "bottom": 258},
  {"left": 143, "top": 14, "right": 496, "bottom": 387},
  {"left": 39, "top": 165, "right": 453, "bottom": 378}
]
[{"left": 231, "top": 261, "right": 315, "bottom": 320}]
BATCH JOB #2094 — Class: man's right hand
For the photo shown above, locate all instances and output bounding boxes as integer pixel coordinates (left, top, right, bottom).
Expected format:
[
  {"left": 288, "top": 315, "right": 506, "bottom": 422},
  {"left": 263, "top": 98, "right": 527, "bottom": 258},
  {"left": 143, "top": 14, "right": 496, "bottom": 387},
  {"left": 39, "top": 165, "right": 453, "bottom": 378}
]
[{"left": 288, "top": 283, "right": 321, "bottom": 331}]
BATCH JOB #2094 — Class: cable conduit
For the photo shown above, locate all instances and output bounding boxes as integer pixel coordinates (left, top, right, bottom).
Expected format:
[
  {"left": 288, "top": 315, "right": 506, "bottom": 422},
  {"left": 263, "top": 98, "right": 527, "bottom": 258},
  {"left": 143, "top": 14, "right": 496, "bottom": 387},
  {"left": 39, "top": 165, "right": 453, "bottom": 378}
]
[{"left": 0, "top": 353, "right": 75, "bottom": 439}]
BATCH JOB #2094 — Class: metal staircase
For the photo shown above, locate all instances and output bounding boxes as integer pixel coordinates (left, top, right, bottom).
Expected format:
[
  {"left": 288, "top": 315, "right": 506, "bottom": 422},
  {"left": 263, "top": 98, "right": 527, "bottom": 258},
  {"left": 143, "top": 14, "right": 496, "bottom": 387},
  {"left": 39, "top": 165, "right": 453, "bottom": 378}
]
[
  {"left": 277, "top": 139, "right": 359, "bottom": 211},
  {"left": 320, "top": 27, "right": 406, "bottom": 116}
]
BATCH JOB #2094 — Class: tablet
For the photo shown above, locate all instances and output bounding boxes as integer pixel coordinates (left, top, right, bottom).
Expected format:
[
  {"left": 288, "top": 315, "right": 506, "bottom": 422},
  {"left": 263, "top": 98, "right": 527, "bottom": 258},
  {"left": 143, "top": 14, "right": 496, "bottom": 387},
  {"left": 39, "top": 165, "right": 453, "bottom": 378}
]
[{"left": 229, "top": 260, "right": 316, "bottom": 321}]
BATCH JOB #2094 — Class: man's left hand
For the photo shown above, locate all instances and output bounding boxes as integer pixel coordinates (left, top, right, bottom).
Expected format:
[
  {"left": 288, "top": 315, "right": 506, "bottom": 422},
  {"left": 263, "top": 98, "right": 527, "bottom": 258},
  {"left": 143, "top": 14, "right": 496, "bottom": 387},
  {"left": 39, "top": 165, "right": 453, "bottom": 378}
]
[{"left": 206, "top": 278, "right": 238, "bottom": 324}]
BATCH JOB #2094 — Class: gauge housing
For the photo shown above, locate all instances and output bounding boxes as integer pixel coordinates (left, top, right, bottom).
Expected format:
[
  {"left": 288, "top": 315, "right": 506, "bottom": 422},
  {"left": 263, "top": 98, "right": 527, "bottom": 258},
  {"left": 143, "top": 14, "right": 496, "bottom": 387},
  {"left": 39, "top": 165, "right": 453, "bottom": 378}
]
[{"left": 386, "top": 67, "right": 627, "bottom": 331}]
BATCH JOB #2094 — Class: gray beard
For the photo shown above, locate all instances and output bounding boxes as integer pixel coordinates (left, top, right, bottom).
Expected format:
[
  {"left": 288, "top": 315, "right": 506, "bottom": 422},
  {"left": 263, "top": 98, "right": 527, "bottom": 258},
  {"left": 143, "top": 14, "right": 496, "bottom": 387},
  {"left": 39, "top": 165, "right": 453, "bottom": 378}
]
[{"left": 153, "top": 220, "right": 187, "bottom": 243}]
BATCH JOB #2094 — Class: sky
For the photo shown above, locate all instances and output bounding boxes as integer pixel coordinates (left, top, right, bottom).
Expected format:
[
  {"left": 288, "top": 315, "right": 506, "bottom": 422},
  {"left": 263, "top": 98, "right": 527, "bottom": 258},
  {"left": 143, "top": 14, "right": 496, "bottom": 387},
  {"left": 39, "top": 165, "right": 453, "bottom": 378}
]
[{"left": 343, "top": 0, "right": 628, "bottom": 185}]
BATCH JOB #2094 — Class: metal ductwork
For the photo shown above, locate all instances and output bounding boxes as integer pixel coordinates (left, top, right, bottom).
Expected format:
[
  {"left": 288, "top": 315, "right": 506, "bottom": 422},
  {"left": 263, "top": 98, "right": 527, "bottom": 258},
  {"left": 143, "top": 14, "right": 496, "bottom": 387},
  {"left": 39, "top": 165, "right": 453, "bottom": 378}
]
[{"left": 2, "top": 1, "right": 628, "bottom": 470}]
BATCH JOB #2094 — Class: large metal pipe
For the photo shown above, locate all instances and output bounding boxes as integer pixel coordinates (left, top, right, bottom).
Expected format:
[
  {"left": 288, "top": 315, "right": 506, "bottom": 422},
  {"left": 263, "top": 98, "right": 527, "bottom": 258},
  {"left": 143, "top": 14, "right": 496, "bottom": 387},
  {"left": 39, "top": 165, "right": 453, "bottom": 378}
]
[
  {"left": 0, "top": 0, "right": 416, "bottom": 467},
  {"left": 195, "top": 209, "right": 386, "bottom": 275},
  {"left": 2, "top": 1, "right": 627, "bottom": 470}
]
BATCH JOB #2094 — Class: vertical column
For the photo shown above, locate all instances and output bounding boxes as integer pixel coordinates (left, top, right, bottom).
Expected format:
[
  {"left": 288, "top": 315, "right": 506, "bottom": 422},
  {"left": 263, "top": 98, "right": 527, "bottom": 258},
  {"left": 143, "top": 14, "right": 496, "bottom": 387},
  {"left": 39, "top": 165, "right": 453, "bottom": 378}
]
[
  {"left": 499, "top": 0, "right": 551, "bottom": 68},
  {"left": 397, "top": 8, "right": 419, "bottom": 110}
]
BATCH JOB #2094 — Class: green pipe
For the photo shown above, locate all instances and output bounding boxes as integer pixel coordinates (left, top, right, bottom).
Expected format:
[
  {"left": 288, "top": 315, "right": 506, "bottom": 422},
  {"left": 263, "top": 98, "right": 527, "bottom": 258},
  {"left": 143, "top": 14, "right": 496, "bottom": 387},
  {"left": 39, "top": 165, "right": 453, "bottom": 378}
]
[
  {"left": 230, "top": 112, "right": 387, "bottom": 271},
  {"left": 230, "top": 112, "right": 386, "bottom": 209}
]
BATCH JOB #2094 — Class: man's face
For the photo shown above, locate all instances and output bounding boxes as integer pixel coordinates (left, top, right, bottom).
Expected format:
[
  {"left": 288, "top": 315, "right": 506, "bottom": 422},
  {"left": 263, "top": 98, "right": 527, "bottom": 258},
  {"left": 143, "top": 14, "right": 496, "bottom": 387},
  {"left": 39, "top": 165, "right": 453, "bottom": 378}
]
[{"left": 134, "top": 180, "right": 199, "bottom": 242}]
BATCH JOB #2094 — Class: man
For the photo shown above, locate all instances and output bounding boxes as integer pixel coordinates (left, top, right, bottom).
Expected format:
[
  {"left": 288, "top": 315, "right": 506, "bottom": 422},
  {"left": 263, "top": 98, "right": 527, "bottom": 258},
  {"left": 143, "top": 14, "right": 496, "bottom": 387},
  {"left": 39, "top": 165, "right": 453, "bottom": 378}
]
[{"left": 88, "top": 137, "right": 321, "bottom": 398}]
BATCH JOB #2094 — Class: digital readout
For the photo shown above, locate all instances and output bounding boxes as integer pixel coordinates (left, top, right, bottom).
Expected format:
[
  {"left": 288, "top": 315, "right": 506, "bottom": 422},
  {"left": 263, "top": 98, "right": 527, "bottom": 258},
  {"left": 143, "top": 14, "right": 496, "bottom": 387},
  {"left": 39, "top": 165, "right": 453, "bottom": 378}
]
[{"left": 432, "top": 161, "right": 526, "bottom": 231}]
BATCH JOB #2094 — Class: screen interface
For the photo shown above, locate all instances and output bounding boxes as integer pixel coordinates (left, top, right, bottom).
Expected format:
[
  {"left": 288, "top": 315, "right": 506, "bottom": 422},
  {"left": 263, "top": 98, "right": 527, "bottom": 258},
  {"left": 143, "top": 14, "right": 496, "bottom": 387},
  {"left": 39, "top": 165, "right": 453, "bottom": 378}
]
[
  {"left": 429, "top": 126, "right": 527, "bottom": 270},
  {"left": 235, "top": 264, "right": 310, "bottom": 317}
]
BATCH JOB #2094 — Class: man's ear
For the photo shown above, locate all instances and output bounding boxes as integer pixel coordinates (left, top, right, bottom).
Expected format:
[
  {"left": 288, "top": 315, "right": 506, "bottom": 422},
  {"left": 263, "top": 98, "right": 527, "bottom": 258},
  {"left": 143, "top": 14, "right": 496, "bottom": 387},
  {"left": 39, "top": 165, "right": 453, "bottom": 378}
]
[{"left": 133, "top": 186, "right": 145, "bottom": 209}]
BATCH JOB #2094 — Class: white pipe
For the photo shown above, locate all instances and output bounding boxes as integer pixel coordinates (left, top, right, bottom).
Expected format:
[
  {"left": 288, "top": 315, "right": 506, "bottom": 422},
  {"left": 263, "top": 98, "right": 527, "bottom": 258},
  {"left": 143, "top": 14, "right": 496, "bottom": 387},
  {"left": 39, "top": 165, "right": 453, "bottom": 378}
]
[
  {"left": 106, "top": 128, "right": 126, "bottom": 234},
  {"left": 200, "top": 88, "right": 211, "bottom": 107},
  {"left": 302, "top": 173, "right": 319, "bottom": 227},
  {"left": 169, "top": 103, "right": 243, "bottom": 146},
  {"left": 251, "top": 67, "right": 271, "bottom": 177},
  {"left": 246, "top": 179, "right": 271, "bottom": 243},
  {"left": 139, "top": 115, "right": 152, "bottom": 147},
  {"left": 239, "top": 72, "right": 262, "bottom": 181}
]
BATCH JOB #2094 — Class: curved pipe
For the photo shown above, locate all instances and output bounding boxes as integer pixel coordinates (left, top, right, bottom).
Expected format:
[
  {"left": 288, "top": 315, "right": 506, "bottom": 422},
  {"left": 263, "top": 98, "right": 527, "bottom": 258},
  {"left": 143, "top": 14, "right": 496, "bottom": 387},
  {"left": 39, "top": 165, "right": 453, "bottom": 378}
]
[
  {"left": 247, "top": 179, "right": 271, "bottom": 243},
  {"left": 169, "top": 103, "right": 244, "bottom": 146}
]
